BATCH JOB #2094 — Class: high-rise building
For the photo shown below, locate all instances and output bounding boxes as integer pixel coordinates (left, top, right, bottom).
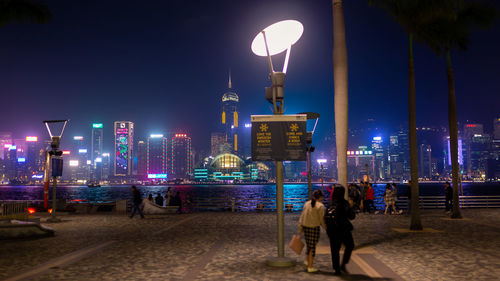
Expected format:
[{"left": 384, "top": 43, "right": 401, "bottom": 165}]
[
  {"left": 25, "top": 136, "right": 42, "bottom": 177},
  {"left": 494, "top": 118, "right": 500, "bottom": 140},
  {"left": 171, "top": 133, "right": 192, "bottom": 179},
  {"left": 463, "top": 123, "right": 484, "bottom": 176},
  {"left": 371, "top": 136, "right": 385, "bottom": 180},
  {"left": 419, "top": 144, "right": 432, "bottom": 179},
  {"left": 221, "top": 74, "right": 239, "bottom": 153},
  {"left": 147, "top": 134, "right": 167, "bottom": 178},
  {"left": 136, "top": 140, "right": 147, "bottom": 179},
  {"left": 114, "top": 121, "right": 134, "bottom": 176},
  {"left": 468, "top": 134, "right": 491, "bottom": 179},
  {"left": 210, "top": 132, "right": 226, "bottom": 156},
  {"left": 0, "top": 132, "right": 12, "bottom": 160},
  {"left": 91, "top": 123, "right": 103, "bottom": 161}
]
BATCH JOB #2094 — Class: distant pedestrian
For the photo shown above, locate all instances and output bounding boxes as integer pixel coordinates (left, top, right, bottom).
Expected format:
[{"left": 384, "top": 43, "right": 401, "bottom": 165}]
[
  {"left": 364, "top": 183, "right": 375, "bottom": 213},
  {"left": 171, "top": 191, "right": 182, "bottom": 213},
  {"left": 298, "top": 190, "right": 326, "bottom": 273},
  {"left": 325, "top": 185, "right": 355, "bottom": 275},
  {"left": 130, "top": 186, "right": 144, "bottom": 219},
  {"left": 407, "top": 181, "right": 412, "bottom": 214},
  {"left": 384, "top": 184, "right": 398, "bottom": 215},
  {"left": 392, "top": 183, "right": 399, "bottom": 210},
  {"left": 155, "top": 192, "right": 164, "bottom": 206},
  {"left": 165, "top": 187, "right": 172, "bottom": 206},
  {"left": 185, "top": 193, "right": 192, "bottom": 213},
  {"left": 445, "top": 182, "right": 453, "bottom": 212},
  {"left": 360, "top": 182, "right": 367, "bottom": 212},
  {"left": 148, "top": 194, "right": 154, "bottom": 202}
]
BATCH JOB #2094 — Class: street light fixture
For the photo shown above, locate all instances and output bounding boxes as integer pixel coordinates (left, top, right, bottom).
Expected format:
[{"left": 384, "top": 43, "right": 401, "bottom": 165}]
[
  {"left": 299, "top": 112, "right": 320, "bottom": 200},
  {"left": 317, "top": 159, "right": 327, "bottom": 194},
  {"left": 43, "top": 120, "right": 68, "bottom": 223},
  {"left": 251, "top": 19, "right": 303, "bottom": 268}
]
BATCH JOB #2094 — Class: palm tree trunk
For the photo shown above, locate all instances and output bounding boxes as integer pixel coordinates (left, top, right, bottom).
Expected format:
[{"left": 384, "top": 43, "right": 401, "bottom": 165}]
[
  {"left": 446, "top": 48, "right": 462, "bottom": 219},
  {"left": 408, "top": 33, "right": 423, "bottom": 230},
  {"left": 332, "top": 0, "right": 349, "bottom": 198}
]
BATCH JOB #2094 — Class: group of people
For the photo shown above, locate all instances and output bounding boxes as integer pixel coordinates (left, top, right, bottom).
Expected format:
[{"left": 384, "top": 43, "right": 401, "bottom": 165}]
[
  {"left": 146, "top": 187, "right": 182, "bottom": 208},
  {"left": 298, "top": 187, "right": 355, "bottom": 275},
  {"left": 129, "top": 186, "right": 188, "bottom": 218},
  {"left": 341, "top": 182, "right": 402, "bottom": 215}
]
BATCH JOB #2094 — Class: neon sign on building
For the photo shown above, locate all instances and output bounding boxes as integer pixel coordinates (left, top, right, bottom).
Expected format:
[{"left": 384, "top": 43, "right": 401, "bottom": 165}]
[{"left": 114, "top": 121, "right": 134, "bottom": 176}]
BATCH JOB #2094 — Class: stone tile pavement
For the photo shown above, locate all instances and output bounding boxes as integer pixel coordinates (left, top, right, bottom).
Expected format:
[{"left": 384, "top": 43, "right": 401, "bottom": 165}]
[{"left": 1, "top": 209, "right": 499, "bottom": 280}]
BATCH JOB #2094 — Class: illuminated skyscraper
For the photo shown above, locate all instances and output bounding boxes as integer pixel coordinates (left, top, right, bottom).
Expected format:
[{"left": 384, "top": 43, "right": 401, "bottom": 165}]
[
  {"left": 211, "top": 132, "right": 226, "bottom": 156},
  {"left": 494, "top": 118, "right": 500, "bottom": 140},
  {"left": 136, "top": 140, "right": 147, "bottom": 178},
  {"left": 25, "top": 136, "right": 42, "bottom": 177},
  {"left": 171, "top": 134, "right": 192, "bottom": 179},
  {"left": 91, "top": 123, "right": 103, "bottom": 161},
  {"left": 147, "top": 134, "right": 167, "bottom": 178},
  {"left": 114, "top": 121, "right": 134, "bottom": 176},
  {"left": 221, "top": 74, "right": 239, "bottom": 153},
  {"left": 0, "top": 132, "right": 12, "bottom": 160}
]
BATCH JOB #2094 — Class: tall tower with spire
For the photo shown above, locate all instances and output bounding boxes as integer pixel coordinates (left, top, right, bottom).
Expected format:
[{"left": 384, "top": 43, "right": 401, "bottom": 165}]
[{"left": 221, "top": 72, "right": 239, "bottom": 153}]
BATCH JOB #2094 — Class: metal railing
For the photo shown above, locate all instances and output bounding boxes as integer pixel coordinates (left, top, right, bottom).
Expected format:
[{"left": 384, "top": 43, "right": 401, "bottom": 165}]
[
  {"left": 193, "top": 195, "right": 500, "bottom": 212},
  {"left": 0, "top": 201, "right": 29, "bottom": 219}
]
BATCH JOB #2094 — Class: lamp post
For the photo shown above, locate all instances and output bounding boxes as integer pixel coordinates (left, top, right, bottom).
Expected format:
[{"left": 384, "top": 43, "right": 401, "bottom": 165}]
[
  {"left": 251, "top": 20, "right": 303, "bottom": 268},
  {"left": 298, "top": 112, "right": 320, "bottom": 199},
  {"left": 317, "top": 159, "right": 327, "bottom": 194},
  {"left": 44, "top": 120, "right": 68, "bottom": 223}
]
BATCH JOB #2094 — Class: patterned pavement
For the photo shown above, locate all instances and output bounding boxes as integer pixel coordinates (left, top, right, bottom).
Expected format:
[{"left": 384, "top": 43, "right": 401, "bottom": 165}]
[{"left": 1, "top": 209, "right": 500, "bottom": 281}]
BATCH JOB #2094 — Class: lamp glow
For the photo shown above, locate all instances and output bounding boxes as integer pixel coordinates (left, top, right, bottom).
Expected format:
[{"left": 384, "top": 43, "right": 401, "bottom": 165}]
[
  {"left": 251, "top": 20, "right": 303, "bottom": 57},
  {"left": 317, "top": 159, "right": 327, "bottom": 164}
]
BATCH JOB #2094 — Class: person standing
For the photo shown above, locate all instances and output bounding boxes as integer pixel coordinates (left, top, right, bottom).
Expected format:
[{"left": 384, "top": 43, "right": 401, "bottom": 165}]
[
  {"left": 445, "top": 182, "right": 453, "bottom": 212},
  {"left": 130, "top": 185, "right": 144, "bottom": 219},
  {"left": 325, "top": 185, "right": 355, "bottom": 275},
  {"left": 365, "top": 183, "right": 375, "bottom": 213},
  {"left": 155, "top": 192, "right": 164, "bottom": 206},
  {"left": 164, "top": 187, "right": 172, "bottom": 206},
  {"left": 298, "top": 190, "right": 326, "bottom": 273},
  {"left": 406, "top": 181, "right": 412, "bottom": 215}
]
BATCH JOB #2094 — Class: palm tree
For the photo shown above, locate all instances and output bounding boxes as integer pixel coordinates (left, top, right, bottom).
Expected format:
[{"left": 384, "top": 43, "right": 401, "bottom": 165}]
[
  {"left": 332, "top": 0, "right": 349, "bottom": 198},
  {"left": 0, "top": 0, "right": 51, "bottom": 27},
  {"left": 370, "top": 0, "right": 450, "bottom": 230},
  {"left": 417, "top": 0, "right": 496, "bottom": 219}
]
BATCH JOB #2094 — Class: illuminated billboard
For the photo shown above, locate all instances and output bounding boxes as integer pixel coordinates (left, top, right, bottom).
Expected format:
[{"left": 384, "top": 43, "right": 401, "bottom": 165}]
[
  {"left": 78, "top": 149, "right": 88, "bottom": 153},
  {"left": 93, "top": 123, "right": 103, "bottom": 129},
  {"left": 69, "top": 160, "right": 79, "bottom": 167},
  {"left": 114, "top": 121, "right": 134, "bottom": 176},
  {"left": 147, "top": 173, "right": 168, "bottom": 179},
  {"left": 62, "top": 150, "right": 71, "bottom": 155},
  {"left": 26, "top": 136, "right": 38, "bottom": 142},
  {"left": 17, "top": 157, "right": 26, "bottom": 162},
  {"left": 74, "top": 136, "right": 84, "bottom": 141}
]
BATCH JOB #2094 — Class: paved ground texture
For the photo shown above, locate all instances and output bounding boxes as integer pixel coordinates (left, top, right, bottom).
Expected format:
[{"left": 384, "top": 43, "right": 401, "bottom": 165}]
[{"left": 1, "top": 209, "right": 500, "bottom": 281}]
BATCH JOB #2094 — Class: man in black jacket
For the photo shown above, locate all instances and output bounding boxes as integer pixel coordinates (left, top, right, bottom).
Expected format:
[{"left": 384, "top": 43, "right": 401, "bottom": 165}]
[
  {"left": 130, "top": 185, "right": 145, "bottom": 219},
  {"left": 325, "top": 185, "right": 355, "bottom": 275},
  {"left": 445, "top": 182, "right": 453, "bottom": 212}
]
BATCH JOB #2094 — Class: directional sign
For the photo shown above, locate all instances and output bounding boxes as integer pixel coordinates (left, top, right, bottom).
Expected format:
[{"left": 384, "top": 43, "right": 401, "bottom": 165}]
[{"left": 251, "top": 114, "right": 307, "bottom": 161}]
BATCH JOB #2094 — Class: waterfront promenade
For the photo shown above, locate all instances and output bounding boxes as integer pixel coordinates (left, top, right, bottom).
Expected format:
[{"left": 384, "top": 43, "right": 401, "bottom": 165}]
[{"left": 1, "top": 209, "right": 500, "bottom": 281}]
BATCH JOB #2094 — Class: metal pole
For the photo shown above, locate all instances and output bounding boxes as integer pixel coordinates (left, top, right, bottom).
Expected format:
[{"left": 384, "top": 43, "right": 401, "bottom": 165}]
[
  {"left": 307, "top": 147, "right": 312, "bottom": 200},
  {"left": 276, "top": 160, "right": 284, "bottom": 257},
  {"left": 321, "top": 164, "right": 324, "bottom": 194},
  {"left": 43, "top": 151, "right": 51, "bottom": 210}
]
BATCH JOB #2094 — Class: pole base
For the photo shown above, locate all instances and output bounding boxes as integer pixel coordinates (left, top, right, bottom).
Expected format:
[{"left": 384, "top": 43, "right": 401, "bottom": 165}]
[
  {"left": 266, "top": 256, "right": 296, "bottom": 268},
  {"left": 46, "top": 217, "right": 62, "bottom": 223}
]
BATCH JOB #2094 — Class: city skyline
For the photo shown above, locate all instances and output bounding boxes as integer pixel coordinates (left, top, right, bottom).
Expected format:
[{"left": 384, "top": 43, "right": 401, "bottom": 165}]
[{"left": 0, "top": 0, "right": 499, "bottom": 151}]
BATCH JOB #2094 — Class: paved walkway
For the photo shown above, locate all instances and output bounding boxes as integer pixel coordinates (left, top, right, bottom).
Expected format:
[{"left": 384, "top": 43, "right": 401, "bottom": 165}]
[{"left": 1, "top": 209, "right": 500, "bottom": 280}]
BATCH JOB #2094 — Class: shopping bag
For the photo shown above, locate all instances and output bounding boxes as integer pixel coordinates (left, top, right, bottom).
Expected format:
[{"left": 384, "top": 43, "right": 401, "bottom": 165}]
[{"left": 289, "top": 234, "right": 304, "bottom": 255}]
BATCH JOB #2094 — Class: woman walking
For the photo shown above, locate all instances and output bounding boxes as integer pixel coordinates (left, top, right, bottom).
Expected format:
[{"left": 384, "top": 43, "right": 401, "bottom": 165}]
[
  {"left": 325, "top": 185, "right": 355, "bottom": 275},
  {"left": 298, "top": 190, "right": 326, "bottom": 273}
]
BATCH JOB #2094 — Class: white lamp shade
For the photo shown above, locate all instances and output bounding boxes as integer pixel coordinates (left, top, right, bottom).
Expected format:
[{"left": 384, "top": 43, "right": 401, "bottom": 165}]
[{"left": 251, "top": 20, "right": 303, "bottom": 56}]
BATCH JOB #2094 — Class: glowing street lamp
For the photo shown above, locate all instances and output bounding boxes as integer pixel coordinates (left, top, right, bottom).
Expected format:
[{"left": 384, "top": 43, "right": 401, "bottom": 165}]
[
  {"left": 251, "top": 19, "right": 303, "bottom": 268},
  {"left": 317, "top": 159, "right": 327, "bottom": 193}
]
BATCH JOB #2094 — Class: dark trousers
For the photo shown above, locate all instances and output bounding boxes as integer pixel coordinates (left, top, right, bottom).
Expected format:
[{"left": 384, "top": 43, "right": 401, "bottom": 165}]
[
  {"left": 130, "top": 202, "right": 144, "bottom": 218},
  {"left": 445, "top": 197, "right": 452, "bottom": 211},
  {"left": 328, "top": 230, "right": 354, "bottom": 272},
  {"left": 363, "top": 200, "right": 375, "bottom": 213}
]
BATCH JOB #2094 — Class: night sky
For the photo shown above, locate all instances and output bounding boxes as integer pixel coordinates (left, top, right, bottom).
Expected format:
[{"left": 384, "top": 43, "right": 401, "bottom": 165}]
[{"left": 0, "top": 0, "right": 499, "bottom": 152}]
